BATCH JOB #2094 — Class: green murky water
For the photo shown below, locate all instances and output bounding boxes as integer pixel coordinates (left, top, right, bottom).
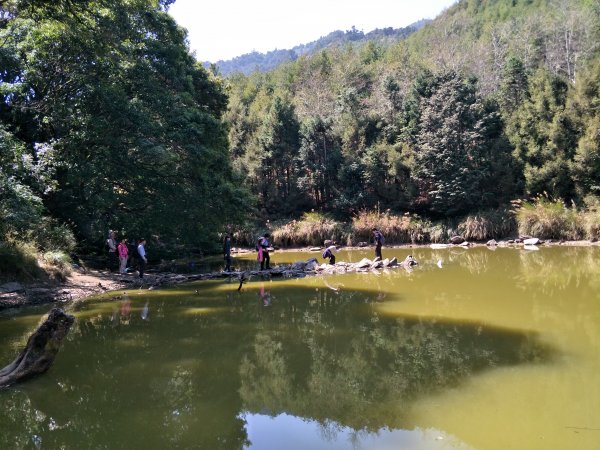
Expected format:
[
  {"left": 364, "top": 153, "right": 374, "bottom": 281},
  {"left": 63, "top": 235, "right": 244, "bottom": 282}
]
[{"left": 1, "top": 246, "right": 599, "bottom": 449}]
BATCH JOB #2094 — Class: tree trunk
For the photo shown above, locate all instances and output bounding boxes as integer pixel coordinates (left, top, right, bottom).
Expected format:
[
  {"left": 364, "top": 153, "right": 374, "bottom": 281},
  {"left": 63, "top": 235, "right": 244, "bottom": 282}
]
[{"left": 0, "top": 308, "right": 75, "bottom": 388}]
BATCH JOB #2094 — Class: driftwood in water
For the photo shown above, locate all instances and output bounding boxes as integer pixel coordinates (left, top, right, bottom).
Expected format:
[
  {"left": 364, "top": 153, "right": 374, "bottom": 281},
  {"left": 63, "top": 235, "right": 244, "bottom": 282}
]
[{"left": 0, "top": 308, "right": 74, "bottom": 388}]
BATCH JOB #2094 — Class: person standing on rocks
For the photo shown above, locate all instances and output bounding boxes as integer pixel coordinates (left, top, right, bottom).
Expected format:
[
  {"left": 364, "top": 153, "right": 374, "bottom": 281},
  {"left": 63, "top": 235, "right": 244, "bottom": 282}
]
[
  {"left": 372, "top": 228, "right": 384, "bottom": 260},
  {"left": 258, "top": 233, "right": 271, "bottom": 270},
  {"left": 137, "top": 238, "right": 147, "bottom": 279}
]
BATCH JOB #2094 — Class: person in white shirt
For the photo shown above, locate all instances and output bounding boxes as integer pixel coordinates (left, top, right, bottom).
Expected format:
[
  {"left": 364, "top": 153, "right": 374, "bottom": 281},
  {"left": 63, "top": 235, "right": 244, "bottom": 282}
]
[{"left": 137, "top": 238, "right": 147, "bottom": 279}]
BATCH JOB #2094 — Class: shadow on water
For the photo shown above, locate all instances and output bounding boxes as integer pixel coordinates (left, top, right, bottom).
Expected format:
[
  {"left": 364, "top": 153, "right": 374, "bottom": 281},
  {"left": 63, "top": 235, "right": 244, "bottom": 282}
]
[{"left": 0, "top": 282, "right": 555, "bottom": 449}]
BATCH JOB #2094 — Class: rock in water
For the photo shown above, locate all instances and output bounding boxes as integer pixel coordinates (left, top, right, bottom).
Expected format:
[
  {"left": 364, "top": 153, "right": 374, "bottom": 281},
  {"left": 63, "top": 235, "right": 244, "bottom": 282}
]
[{"left": 0, "top": 308, "right": 74, "bottom": 387}]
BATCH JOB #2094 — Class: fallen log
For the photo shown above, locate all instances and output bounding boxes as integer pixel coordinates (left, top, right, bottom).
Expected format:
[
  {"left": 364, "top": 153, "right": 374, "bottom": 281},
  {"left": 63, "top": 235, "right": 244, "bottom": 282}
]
[{"left": 0, "top": 308, "right": 74, "bottom": 388}]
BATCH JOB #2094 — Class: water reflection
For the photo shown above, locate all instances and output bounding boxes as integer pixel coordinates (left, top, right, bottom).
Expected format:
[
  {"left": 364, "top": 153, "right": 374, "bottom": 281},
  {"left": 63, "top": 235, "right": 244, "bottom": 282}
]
[
  {"left": 238, "top": 289, "right": 551, "bottom": 432},
  {"left": 241, "top": 412, "right": 474, "bottom": 450},
  {"left": 0, "top": 281, "right": 555, "bottom": 450}
]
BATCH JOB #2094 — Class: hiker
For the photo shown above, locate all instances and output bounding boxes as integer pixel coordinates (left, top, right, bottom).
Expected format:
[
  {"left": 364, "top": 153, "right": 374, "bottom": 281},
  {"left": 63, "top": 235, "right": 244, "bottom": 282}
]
[
  {"left": 223, "top": 234, "right": 232, "bottom": 272},
  {"left": 372, "top": 228, "right": 384, "bottom": 260},
  {"left": 137, "top": 238, "right": 147, "bottom": 279},
  {"left": 106, "top": 230, "right": 118, "bottom": 271},
  {"left": 257, "top": 233, "right": 271, "bottom": 270},
  {"left": 322, "top": 245, "right": 337, "bottom": 265},
  {"left": 117, "top": 238, "right": 129, "bottom": 274}
]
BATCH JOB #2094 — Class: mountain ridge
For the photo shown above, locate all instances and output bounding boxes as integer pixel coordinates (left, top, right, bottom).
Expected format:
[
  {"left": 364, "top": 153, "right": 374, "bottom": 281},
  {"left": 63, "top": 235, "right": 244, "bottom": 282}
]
[{"left": 206, "top": 19, "right": 430, "bottom": 76}]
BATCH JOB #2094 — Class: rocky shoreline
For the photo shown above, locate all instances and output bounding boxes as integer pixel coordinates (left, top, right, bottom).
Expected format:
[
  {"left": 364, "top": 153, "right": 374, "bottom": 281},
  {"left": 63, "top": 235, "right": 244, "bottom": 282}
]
[{"left": 1, "top": 239, "right": 598, "bottom": 311}]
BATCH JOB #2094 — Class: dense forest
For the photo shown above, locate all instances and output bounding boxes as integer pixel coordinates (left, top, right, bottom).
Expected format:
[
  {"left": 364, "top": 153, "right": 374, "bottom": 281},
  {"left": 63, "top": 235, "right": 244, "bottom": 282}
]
[
  {"left": 1, "top": 0, "right": 600, "bottom": 273},
  {"left": 225, "top": 0, "right": 600, "bottom": 221}
]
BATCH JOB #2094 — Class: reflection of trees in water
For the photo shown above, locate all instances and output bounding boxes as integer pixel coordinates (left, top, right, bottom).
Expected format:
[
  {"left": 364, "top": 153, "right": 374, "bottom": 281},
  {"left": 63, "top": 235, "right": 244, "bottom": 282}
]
[
  {"left": 0, "top": 390, "right": 44, "bottom": 449},
  {"left": 0, "top": 284, "right": 554, "bottom": 448},
  {"left": 239, "top": 288, "right": 552, "bottom": 431},
  {"left": 0, "top": 307, "right": 251, "bottom": 450},
  {"left": 515, "top": 247, "right": 600, "bottom": 294}
]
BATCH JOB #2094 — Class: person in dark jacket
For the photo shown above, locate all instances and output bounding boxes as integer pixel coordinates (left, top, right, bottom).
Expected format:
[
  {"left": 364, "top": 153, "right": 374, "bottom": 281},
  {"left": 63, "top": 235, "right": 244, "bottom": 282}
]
[
  {"left": 223, "top": 234, "right": 232, "bottom": 272},
  {"left": 372, "top": 228, "right": 384, "bottom": 260},
  {"left": 259, "top": 233, "right": 271, "bottom": 270},
  {"left": 322, "top": 245, "right": 337, "bottom": 265}
]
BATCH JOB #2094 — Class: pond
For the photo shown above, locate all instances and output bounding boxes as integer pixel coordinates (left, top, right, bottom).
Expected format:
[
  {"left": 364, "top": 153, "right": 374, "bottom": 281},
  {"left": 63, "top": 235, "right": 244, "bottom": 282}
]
[{"left": 1, "top": 246, "right": 599, "bottom": 449}]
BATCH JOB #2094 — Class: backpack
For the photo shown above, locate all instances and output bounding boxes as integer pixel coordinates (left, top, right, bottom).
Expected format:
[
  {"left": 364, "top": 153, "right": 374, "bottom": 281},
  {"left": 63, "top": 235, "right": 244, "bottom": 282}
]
[
  {"left": 375, "top": 231, "right": 385, "bottom": 245},
  {"left": 322, "top": 248, "right": 330, "bottom": 258},
  {"left": 255, "top": 237, "right": 263, "bottom": 251}
]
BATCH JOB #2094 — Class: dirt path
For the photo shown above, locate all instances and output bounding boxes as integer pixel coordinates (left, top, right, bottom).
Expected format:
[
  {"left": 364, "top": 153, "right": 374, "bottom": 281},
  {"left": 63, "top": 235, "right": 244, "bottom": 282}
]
[{"left": 0, "top": 269, "right": 134, "bottom": 310}]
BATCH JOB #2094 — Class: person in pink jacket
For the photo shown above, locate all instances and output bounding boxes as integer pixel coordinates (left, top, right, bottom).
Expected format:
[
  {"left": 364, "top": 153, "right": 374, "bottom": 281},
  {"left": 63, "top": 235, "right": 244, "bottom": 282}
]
[{"left": 118, "top": 239, "right": 129, "bottom": 274}]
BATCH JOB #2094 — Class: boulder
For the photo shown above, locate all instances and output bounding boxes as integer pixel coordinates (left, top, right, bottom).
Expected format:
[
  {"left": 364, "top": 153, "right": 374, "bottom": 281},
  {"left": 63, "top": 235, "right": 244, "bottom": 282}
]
[
  {"left": 450, "top": 235, "right": 465, "bottom": 245},
  {"left": 357, "top": 241, "right": 368, "bottom": 247},
  {"left": 354, "top": 258, "right": 372, "bottom": 269},
  {"left": 486, "top": 239, "right": 497, "bottom": 246},
  {"left": 305, "top": 260, "right": 319, "bottom": 271},
  {"left": 523, "top": 238, "right": 540, "bottom": 245},
  {"left": 371, "top": 260, "right": 384, "bottom": 269},
  {"left": 387, "top": 257, "right": 398, "bottom": 267}
]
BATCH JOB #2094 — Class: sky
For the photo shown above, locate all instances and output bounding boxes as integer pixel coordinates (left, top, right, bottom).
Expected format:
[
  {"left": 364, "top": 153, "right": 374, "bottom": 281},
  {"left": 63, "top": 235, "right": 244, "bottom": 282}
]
[{"left": 168, "top": 0, "right": 458, "bottom": 62}]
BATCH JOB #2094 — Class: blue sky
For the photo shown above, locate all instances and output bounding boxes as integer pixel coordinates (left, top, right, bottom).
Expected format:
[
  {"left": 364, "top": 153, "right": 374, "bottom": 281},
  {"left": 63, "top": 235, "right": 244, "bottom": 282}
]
[{"left": 168, "top": 0, "right": 458, "bottom": 62}]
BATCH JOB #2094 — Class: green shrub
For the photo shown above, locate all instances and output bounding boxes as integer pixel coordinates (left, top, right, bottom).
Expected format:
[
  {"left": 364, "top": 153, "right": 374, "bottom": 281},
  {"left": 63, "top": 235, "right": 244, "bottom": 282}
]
[
  {"left": 42, "top": 250, "right": 72, "bottom": 281},
  {"left": 34, "top": 218, "right": 77, "bottom": 252}
]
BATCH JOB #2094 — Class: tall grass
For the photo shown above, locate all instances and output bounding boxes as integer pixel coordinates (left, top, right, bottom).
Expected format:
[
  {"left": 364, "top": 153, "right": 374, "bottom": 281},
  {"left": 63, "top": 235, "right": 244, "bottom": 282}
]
[
  {"left": 515, "top": 197, "right": 585, "bottom": 240},
  {"left": 0, "top": 239, "right": 45, "bottom": 282},
  {"left": 458, "top": 208, "right": 517, "bottom": 241},
  {"left": 351, "top": 210, "right": 433, "bottom": 244},
  {"left": 271, "top": 212, "right": 345, "bottom": 247}
]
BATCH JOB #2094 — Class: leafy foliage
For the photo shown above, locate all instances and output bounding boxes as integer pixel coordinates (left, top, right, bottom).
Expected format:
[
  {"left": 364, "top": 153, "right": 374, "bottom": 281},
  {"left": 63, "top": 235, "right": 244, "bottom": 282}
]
[{"left": 1, "top": 0, "right": 249, "bottom": 253}]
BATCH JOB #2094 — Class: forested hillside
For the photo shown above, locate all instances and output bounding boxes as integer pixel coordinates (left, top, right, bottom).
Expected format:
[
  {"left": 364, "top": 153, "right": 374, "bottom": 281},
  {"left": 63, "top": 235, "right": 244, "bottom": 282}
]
[
  {"left": 225, "top": 0, "right": 600, "bottom": 222},
  {"left": 208, "top": 21, "right": 429, "bottom": 76}
]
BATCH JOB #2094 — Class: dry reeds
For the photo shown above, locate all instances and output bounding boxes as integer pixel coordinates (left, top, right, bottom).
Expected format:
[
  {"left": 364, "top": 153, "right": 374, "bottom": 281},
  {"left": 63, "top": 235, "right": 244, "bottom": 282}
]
[
  {"left": 271, "top": 212, "right": 344, "bottom": 247},
  {"left": 515, "top": 196, "right": 585, "bottom": 240},
  {"left": 351, "top": 210, "right": 431, "bottom": 244},
  {"left": 458, "top": 209, "right": 517, "bottom": 241}
]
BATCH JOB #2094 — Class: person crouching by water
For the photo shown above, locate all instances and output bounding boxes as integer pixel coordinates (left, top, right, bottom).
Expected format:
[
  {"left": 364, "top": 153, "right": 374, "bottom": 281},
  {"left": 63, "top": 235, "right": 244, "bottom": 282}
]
[
  {"left": 257, "top": 233, "right": 271, "bottom": 270},
  {"left": 137, "top": 238, "right": 147, "bottom": 279},
  {"left": 322, "top": 245, "right": 337, "bottom": 265},
  {"left": 223, "top": 234, "right": 232, "bottom": 272},
  {"left": 118, "top": 238, "right": 129, "bottom": 274},
  {"left": 372, "top": 228, "right": 384, "bottom": 260}
]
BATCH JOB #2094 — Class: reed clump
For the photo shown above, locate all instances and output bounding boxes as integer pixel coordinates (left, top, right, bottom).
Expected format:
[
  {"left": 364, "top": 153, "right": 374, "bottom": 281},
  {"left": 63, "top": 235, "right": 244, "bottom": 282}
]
[
  {"left": 351, "top": 210, "right": 432, "bottom": 245},
  {"left": 458, "top": 208, "right": 517, "bottom": 241},
  {"left": 514, "top": 196, "right": 585, "bottom": 240},
  {"left": 271, "top": 212, "right": 344, "bottom": 247}
]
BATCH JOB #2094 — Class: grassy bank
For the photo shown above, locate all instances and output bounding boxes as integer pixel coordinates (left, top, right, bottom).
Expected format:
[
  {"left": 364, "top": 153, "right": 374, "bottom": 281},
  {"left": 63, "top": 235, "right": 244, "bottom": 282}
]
[
  {"left": 0, "top": 238, "right": 73, "bottom": 284},
  {"left": 261, "top": 201, "right": 599, "bottom": 248}
]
